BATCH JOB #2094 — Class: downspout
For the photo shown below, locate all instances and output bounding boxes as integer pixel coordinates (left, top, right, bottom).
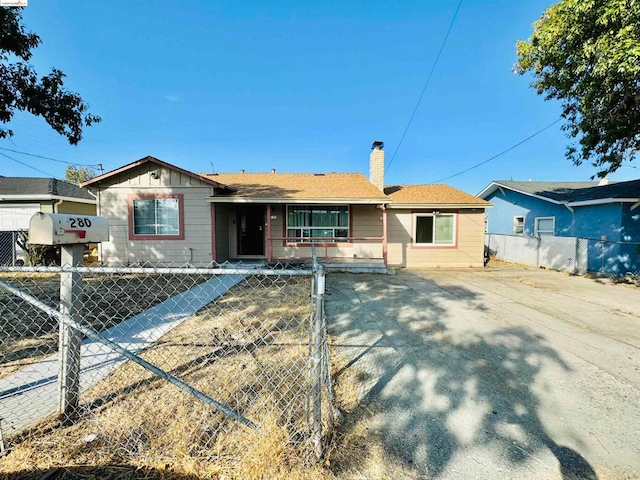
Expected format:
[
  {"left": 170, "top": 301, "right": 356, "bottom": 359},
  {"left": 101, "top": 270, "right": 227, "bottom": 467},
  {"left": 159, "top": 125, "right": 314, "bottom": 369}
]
[
  {"left": 382, "top": 204, "right": 388, "bottom": 268},
  {"left": 53, "top": 198, "right": 64, "bottom": 213}
]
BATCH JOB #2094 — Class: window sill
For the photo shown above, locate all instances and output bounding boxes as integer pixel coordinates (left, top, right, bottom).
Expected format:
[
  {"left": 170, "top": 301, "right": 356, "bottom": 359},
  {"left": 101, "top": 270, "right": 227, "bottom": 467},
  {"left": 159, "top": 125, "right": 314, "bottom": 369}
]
[
  {"left": 130, "top": 234, "right": 185, "bottom": 241},
  {"left": 411, "top": 243, "right": 457, "bottom": 249}
]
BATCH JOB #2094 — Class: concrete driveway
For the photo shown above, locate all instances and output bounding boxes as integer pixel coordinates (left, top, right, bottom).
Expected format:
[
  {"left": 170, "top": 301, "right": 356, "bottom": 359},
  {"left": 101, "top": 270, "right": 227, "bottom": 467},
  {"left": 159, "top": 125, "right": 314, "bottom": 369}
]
[{"left": 326, "top": 265, "right": 640, "bottom": 479}]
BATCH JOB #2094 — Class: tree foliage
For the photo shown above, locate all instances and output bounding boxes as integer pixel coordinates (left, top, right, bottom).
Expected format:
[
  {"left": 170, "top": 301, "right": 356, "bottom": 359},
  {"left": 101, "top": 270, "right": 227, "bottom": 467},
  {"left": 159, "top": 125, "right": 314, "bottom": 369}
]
[
  {"left": 0, "top": 7, "right": 100, "bottom": 144},
  {"left": 65, "top": 165, "right": 96, "bottom": 185},
  {"left": 515, "top": 0, "right": 640, "bottom": 177}
]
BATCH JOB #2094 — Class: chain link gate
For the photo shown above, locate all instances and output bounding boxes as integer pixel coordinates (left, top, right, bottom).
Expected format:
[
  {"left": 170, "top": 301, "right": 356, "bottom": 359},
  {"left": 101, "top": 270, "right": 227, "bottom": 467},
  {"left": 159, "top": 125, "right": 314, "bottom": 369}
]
[{"left": 0, "top": 253, "right": 335, "bottom": 473}]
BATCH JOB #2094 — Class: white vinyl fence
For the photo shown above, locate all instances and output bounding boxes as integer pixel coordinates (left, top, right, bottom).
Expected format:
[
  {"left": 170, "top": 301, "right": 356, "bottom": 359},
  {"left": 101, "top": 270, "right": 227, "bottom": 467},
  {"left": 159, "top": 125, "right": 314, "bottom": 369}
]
[{"left": 486, "top": 234, "right": 588, "bottom": 275}]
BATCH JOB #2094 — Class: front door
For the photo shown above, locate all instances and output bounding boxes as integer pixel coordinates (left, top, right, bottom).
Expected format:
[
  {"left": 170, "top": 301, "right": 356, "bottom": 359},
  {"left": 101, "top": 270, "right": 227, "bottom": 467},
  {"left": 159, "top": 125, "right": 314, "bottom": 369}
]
[{"left": 237, "top": 206, "right": 265, "bottom": 256}]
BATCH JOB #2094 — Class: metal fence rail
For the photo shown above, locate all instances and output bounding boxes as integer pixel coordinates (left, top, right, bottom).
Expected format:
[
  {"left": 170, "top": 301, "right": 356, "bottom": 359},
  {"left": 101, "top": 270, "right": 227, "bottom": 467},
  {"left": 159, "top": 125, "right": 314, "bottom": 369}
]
[
  {"left": 0, "top": 255, "right": 336, "bottom": 471},
  {"left": 486, "top": 233, "right": 640, "bottom": 280}
]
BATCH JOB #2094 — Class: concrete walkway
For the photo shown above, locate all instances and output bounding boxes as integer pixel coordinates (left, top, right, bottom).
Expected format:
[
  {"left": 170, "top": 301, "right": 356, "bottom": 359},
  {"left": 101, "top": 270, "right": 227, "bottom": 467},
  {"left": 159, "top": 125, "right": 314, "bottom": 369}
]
[
  {"left": 327, "top": 266, "right": 640, "bottom": 479},
  {"left": 0, "top": 274, "right": 244, "bottom": 436}
]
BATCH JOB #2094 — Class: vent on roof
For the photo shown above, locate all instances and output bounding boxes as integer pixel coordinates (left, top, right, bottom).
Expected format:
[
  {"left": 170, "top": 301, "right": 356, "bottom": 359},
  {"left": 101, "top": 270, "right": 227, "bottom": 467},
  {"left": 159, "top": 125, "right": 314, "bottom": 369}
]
[
  {"left": 314, "top": 173, "right": 325, "bottom": 176},
  {"left": 271, "top": 168, "right": 276, "bottom": 174}
]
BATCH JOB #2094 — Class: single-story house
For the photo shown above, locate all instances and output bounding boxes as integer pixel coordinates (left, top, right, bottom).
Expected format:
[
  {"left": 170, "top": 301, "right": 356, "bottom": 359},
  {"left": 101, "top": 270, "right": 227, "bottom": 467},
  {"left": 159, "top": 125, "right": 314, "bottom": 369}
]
[
  {"left": 478, "top": 179, "right": 640, "bottom": 274},
  {"left": 82, "top": 142, "right": 491, "bottom": 268},
  {"left": 0, "top": 177, "right": 97, "bottom": 265}
]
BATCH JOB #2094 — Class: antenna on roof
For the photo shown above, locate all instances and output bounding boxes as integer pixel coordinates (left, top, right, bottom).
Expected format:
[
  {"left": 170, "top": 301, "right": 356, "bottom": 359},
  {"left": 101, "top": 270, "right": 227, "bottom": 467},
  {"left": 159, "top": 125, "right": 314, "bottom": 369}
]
[{"left": 210, "top": 161, "right": 215, "bottom": 174}]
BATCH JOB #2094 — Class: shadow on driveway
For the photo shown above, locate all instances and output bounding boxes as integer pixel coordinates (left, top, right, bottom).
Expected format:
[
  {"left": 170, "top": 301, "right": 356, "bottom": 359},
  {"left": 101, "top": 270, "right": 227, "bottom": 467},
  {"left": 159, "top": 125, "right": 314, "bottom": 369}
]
[{"left": 326, "top": 271, "right": 598, "bottom": 480}]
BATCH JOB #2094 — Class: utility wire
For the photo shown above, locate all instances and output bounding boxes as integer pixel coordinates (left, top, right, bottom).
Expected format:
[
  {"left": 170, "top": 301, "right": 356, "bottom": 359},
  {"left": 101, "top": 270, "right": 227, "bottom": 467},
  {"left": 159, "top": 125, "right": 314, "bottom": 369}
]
[
  {"left": 429, "top": 118, "right": 563, "bottom": 184},
  {"left": 0, "top": 152, "right": 60, "bottom": 179},
  {"left": 0, "top": 146, "right": 101, "bottom": 168},
  {"left": 385, "top": 0, "right": 464, "bottom": 174}
]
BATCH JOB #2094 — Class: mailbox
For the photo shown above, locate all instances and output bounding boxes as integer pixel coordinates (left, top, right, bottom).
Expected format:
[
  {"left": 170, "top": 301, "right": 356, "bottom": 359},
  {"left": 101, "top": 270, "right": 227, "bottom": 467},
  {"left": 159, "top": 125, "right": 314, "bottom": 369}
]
[{"left": 29, "top": 213, "right": 109, "bottom": 245}]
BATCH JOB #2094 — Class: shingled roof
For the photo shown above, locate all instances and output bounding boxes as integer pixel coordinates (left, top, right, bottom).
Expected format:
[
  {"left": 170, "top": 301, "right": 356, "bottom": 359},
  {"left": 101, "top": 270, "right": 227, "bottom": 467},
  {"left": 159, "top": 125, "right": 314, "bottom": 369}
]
[
  {"left": 204, "top": 172, "right": 389, "bottom": 203},
  {"left": 0, "top": 177, "right": 95, "bottom": 201},
  {"left": 384, "top": 184, "right": 491, "bottom": 208},
  {"left": 478, "top": 179, "right": 640, "bottom": 205}
]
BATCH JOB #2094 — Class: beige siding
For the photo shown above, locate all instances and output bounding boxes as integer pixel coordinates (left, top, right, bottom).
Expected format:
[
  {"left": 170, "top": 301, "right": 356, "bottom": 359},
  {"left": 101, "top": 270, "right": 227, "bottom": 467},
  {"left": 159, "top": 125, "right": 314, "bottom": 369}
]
[
  {"left": 387, "top": 209, "right": 485, "bottom": 268},
  {"left": 93, "top": 164, "right": 214, "bottom": 265},
  {"left": 270, "top": 204, "right": 384, "bottom": 260}
]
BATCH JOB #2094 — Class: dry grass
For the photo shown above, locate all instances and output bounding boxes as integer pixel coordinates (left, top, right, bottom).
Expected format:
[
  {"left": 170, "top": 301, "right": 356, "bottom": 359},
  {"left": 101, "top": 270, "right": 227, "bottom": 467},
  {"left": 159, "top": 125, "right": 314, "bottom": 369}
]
[
  {"left": 0, "top": 271, "right": 403, "bottom": 479},
  {"left": 0, "top": 275, "right": 335, "bottom": 479},
  {"left": 0, "top": 273, "right": 211, "bottom": 379}
]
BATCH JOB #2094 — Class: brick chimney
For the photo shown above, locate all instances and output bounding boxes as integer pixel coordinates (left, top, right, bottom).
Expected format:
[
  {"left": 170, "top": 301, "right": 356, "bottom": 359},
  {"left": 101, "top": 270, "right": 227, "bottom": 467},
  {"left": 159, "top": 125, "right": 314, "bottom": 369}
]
[{"left": 369, "top": 141, "right": 384, "bottom": 191}]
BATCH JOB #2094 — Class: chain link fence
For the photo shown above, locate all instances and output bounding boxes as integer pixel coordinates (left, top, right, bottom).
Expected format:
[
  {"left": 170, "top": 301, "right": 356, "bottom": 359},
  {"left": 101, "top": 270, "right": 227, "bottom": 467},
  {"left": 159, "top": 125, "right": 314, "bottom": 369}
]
[
  {"left": 486, "top": 233, "right": 640, "bottom": 282},
  {"left": 0, "top": 250, "right": 335, "bottom": 475},
  {"left": 0, "top": 231, "right": 27, "bottom": 267}
]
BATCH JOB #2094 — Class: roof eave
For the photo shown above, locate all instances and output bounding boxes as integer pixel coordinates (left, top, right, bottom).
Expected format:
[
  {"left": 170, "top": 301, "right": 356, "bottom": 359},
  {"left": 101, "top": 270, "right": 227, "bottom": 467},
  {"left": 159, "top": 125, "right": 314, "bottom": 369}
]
[
  {"left": 387, "top": 203, "right": 492, "bottom": 209},
  {"left": 0, "top": 194, "right": 96, "bottom": 204},
  {"left": 81, "top": 157, "right": 236, "bottom": 192},
  {"left": 477, "top": 181, "right": 564, "bottom": 205},
  {"left": 208, "top": 196, "right": 388, "bottom": 204},
  {"left": 567, "top": 197, "right": 640, "bottom": 207}
]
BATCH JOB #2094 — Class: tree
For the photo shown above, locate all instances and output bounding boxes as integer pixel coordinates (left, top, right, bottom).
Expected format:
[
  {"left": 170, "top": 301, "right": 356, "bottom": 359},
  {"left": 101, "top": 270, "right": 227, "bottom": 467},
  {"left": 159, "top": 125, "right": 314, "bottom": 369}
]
[
  {"left": 65, "top": 165, "right": 96, "bottom": 185},
  {"left": 515, "top": 0, "right": 640, "bottom": 177},
  {"left": 0, "top": 7, "right": 100, "bottom": 144}
]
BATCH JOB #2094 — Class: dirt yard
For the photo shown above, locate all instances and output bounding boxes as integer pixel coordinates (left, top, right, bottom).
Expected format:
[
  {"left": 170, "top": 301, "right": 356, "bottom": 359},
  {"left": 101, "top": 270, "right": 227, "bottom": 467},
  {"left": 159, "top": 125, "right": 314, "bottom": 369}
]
[{"left": 326, "top": 265, "right": 640, "bottom": 479}]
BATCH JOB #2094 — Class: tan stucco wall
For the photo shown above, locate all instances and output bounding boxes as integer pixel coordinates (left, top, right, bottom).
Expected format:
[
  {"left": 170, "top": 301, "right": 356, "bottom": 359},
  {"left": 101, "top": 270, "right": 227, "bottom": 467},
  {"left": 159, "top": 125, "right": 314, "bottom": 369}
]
[
  {"left": 387, "top": 208, "right": 486, "bottom": 268},
  {"left": 91, "top": 164, "right": 215, "bottom": 265},
  {"left": 56, "top": 201, "right": 96, "bottom": 215},
  {"left": 269, "top": 204, "right": 384, "bottom": 260}
]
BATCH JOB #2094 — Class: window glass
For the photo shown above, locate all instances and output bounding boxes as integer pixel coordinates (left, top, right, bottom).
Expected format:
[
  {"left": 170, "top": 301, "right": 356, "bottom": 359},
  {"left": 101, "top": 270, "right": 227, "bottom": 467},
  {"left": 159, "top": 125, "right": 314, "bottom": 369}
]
[
  {"left": 535, "top": 217, "right": 554, "bottom": 236},
  {"left": 415, "top": 216, "right": 434, "bottom": 243},
  {"left": 434, "top": 215, "right": 454, "bottom": 244},
  {"left": 514, "top": 216, "right": 524, "bottom": 235},
  {"left": 286, "top": 206, "right": 349, "bottom": 242},
  {"left": 414, "top": 214, "right": 455, "bottom": 245},
  {"left": 133, "top": 198, "right": 180, "bottom": 236}
]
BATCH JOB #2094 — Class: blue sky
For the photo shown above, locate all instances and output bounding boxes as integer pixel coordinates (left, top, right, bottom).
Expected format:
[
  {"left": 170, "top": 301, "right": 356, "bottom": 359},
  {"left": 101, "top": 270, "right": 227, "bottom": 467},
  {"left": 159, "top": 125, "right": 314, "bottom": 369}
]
[{"left": 2, "top": 0, "right": 638, "bottom": 194}]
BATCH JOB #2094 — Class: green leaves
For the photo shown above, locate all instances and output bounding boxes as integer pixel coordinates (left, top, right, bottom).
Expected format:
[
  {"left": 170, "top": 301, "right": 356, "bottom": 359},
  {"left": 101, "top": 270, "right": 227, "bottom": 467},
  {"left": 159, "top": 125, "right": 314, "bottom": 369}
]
[
  {"left": 515, "top": 0, "right": 640, "bottom": 177},
  {"left": 0, "top": 7, "right": 100, "bottom": 145}
]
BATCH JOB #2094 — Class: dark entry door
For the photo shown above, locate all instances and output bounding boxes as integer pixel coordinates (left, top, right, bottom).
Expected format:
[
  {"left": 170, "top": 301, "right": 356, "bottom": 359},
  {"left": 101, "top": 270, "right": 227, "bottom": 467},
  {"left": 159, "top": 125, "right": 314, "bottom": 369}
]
[{"left": 237, "top": 206, "right": 265, "bottom": 256}]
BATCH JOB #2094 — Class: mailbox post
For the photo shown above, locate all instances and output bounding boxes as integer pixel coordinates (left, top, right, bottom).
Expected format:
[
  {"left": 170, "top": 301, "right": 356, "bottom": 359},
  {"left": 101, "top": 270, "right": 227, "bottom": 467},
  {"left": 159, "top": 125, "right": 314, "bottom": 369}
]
[{"left": 28, "top": 213, "right": 109, "bottom": 423}]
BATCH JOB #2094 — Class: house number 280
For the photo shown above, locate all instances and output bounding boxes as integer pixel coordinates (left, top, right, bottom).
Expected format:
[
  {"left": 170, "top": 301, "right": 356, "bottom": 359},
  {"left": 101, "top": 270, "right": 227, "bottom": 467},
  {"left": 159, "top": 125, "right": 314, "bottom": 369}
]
[{"left": 69, "top": 217, "right": 92, "bottom": 228}]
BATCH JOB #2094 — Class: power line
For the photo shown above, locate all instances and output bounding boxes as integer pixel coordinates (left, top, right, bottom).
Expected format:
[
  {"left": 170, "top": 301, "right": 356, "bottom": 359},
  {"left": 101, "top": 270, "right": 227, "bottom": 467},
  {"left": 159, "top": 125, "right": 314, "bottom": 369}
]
[
  {"left": 429, "top": 118, "right": 563, "bottom": 184},
  {"left": 0, "top": 151, "right": 61, "bottom": 178},
  {"left": 0, "top": 147, "right": 101, "bottom": 167},
  {"left": 386, "top": 0, "right": 464, "bottom": 174}
]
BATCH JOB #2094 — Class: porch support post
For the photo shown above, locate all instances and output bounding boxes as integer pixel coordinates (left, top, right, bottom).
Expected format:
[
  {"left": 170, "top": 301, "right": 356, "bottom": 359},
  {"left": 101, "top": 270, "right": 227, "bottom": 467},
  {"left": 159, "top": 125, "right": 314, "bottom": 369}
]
[
  {"left": 382, "top": 204, "right": 388, "bottom": 267},
  {"left": 266, "top": 204, "right": 272, "bottom": 262}
]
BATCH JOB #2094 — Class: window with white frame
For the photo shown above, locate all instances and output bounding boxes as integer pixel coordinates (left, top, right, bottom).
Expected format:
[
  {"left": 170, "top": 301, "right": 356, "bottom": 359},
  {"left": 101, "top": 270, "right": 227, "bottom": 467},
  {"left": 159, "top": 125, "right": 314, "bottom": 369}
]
[
  {"left": 286, "top": 205, "right": 349, "bottom": 242},
  {"left": 534, "top": 216, "right": 555, "bottom": 237},
  {"left": 132, "top": 197, "right": 180, "bottom": 236},
  {"left": 513, "top": 216, "right": 524, "bottom": 235},
  {"left": 413, "top": 213, "right": 456, "bottom": 246}
]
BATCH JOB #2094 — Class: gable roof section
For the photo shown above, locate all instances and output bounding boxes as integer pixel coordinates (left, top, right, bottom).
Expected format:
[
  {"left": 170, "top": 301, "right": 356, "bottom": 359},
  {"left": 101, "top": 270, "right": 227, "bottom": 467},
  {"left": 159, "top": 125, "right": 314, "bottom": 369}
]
[
  {"left": 0, "top": 177, "right": 95, "bottom": 203},
  {"left": 81, "top": 156, "right": 235, "bottom": 191},
  {"left": 478, "top": 179, "right": 640, "bottom": 207},
  {"left": 204, "top": 172, "right": 389, "bottom": 204},
  {"left": 384, "top": 184, "right": 491, "bottom": 208}
]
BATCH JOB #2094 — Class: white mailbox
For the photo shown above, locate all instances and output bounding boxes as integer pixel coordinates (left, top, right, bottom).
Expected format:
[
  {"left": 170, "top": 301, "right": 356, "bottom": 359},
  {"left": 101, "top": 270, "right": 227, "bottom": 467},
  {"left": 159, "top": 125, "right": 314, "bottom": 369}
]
[{"left": 28, "top": 213, "right": 109, "bottom": 245}]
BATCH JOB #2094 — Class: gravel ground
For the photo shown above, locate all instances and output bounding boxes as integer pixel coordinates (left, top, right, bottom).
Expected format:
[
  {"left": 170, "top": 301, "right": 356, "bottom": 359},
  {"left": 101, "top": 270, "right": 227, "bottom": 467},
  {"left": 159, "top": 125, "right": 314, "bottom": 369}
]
[{"left": 326, "top": 265, "right": 640, "bottom": 480}]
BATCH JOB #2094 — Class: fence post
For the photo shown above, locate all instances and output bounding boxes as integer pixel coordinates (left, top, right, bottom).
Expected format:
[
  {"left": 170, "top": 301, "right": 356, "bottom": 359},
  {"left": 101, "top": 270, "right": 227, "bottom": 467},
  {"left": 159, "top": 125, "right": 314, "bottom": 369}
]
[
  {"left": 312, "top": 264, "right": 325, "bottom": 459},
  {"left": 58, "top": 244, "right": 84, "bottom": 423}
]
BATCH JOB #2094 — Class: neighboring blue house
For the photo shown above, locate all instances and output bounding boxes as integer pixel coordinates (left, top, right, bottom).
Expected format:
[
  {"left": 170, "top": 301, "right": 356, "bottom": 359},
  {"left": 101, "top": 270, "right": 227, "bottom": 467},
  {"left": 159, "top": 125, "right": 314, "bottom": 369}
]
[{"left": 478, "top": 179, "right": 640, "bottom": 275}]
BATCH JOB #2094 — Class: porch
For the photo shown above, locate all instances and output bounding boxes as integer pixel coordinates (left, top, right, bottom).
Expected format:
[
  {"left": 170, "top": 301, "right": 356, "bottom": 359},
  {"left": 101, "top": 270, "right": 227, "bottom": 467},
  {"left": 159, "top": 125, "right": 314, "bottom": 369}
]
[{"left": 211, "top": 203, "right": 389, "bottom": 269}]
